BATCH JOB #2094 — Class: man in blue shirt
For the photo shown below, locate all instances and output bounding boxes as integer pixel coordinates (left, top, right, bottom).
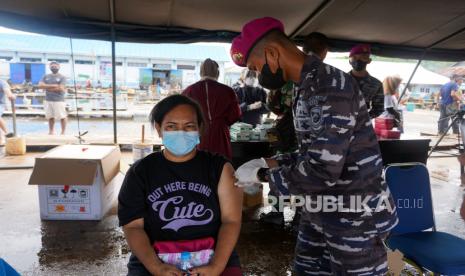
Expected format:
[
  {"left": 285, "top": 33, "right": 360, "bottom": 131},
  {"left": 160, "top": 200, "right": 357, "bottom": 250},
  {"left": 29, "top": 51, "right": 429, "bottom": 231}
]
[{"left": 438, "top": 74, "right": 463, "bottom": 135}]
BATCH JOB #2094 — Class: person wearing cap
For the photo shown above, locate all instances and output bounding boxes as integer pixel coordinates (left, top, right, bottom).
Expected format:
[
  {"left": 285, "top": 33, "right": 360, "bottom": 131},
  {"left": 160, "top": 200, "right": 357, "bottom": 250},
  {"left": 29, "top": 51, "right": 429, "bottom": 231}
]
[
  {"left": 260, "top": 32, "right": 330, "bottom": 227},
  {"left": 231, "top": 17, "right": 398, "bottom": 275},
  {"left": 438, "top": 74, "right": 463, "bottom": 135},
  {"left": 38, "top": 61, "right": 67, "bottom": 135},
  {"left": 349, "top": 44, "right": 385, "bottom": 119},
  {"left": 183, "top": 58, "right": 241, "bottom": 160}
]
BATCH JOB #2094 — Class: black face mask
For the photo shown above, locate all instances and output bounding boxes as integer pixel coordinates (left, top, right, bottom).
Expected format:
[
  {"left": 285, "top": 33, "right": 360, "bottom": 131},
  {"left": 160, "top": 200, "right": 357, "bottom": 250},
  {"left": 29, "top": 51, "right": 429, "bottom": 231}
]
[
  {"left": 51, "top": 69, "right": 59, "bottom": 74},
  {"left": 350, "top": 60, "right": 368, "bottom": 72},
  {"left": 258, "top": 54, "right": 286, "bottom": 90}
]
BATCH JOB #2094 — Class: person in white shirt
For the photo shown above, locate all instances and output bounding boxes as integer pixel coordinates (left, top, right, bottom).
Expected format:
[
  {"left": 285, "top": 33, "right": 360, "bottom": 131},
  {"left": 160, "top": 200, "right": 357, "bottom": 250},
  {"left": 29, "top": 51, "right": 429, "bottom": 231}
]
[{"left": 381, "top": 75, "right": 403, "bottom": 129}]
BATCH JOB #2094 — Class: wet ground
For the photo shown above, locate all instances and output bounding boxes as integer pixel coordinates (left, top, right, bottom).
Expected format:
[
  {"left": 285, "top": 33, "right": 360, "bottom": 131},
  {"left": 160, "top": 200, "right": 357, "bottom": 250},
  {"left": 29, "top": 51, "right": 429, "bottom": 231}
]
[
  {"left": 1, "top": 153, "right": 464, "bottom": 275},
  {"left": 1, "top": 109, "right": 465, "bottom": 275},
  {"left": 0, "top": 151, "right": 298, "bottom": 276}
]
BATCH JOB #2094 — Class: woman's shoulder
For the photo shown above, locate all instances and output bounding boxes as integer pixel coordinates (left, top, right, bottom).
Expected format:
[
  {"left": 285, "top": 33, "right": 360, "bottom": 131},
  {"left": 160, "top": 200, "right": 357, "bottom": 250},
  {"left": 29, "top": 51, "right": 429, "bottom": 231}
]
[
  {"left": 196, "top": 151, "right": 232, "bottom": 188},
  {"left": 196, "top": 151, "right": 230, "bottom": 169},
  {"left": 131, "top": 151, "right": 164, "bottom": 173}
]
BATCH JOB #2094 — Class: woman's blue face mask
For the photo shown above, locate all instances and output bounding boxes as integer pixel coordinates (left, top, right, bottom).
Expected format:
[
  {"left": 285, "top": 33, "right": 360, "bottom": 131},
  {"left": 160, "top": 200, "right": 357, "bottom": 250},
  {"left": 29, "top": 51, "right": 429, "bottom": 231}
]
[{"left": 162, "top": 131, "right": 200, "bottom": 156}]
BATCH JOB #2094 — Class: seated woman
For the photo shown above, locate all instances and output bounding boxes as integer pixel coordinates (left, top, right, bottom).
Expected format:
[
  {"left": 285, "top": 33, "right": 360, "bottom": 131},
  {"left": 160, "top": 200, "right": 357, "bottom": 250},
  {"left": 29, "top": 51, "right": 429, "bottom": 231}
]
[{"left": 118, "top": 94, "right": 243, "bottom": 276}]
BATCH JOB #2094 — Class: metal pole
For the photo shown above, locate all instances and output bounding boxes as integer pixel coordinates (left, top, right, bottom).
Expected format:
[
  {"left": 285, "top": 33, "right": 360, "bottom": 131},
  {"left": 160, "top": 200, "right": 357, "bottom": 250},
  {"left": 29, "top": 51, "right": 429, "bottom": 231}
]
[
  {"left": 10, "top": 100, "right": 17, "bottom": 136},
  {"left": 399, "top": 25, "right": 465, "bottom": 102},
  {"left": 109, "top": 0, "right": 117, "bottom": 144},
  {"left": 111, "top": 27, "right": 117, "bottom": 144},
  {"left": 398, "top": 54, "right": 424, "bottom": 102}
]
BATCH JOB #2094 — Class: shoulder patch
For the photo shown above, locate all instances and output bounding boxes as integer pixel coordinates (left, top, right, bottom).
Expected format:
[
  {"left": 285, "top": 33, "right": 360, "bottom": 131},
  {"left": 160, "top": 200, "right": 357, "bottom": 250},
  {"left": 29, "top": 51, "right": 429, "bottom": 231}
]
[{"left": 310, "top": 105, "right": 324, "bottom": 133}]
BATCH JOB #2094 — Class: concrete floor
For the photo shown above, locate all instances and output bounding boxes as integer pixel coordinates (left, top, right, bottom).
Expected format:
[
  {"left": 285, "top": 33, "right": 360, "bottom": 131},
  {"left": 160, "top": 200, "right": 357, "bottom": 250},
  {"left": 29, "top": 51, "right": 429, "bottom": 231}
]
[
  {"left": 1, "top": 153, "right": 464, "bottom": 275},
  {"left": 0, "top": 152, "right": 298, "bottom": 275},
  {"left": 1, "top": 109, "right": 465, "bottom": 275}
]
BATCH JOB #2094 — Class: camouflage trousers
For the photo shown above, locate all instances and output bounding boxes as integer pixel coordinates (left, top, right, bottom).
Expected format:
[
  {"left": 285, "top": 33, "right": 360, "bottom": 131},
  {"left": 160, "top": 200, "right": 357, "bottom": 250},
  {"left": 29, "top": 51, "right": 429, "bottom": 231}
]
[{"left": 294, "top": 214, "right": 389, "bottom": 276}]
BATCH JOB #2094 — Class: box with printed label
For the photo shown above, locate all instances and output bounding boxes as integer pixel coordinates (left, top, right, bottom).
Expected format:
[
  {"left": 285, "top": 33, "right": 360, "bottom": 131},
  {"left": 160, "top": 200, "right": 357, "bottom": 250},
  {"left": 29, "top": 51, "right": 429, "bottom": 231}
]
[{"left": 28, "top": 145, "right": 122, "bottom": 220}]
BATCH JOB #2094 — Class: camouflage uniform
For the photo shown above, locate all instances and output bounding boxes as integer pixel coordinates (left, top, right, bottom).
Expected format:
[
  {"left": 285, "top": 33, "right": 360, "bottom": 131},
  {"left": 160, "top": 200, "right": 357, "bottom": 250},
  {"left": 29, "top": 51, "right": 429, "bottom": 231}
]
[
  {"left": 267, "top": 81, "right": 298, "bottom": 153},
  {"left": 351, "top": 72, "right": 384, "bottom": 119},
  {"left": 268, "top": 55, "right": 398, "bottom": 275}
]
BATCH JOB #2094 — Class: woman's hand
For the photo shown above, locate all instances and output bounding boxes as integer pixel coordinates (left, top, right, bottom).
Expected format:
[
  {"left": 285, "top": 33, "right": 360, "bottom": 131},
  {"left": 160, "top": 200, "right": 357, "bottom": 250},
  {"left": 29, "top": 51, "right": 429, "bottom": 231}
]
[
  {"left": 152, "top": 263, "right": 183, "bottom": 276},
  {"left": 188, "top": 264, "right": 223, "bottom": 276}
]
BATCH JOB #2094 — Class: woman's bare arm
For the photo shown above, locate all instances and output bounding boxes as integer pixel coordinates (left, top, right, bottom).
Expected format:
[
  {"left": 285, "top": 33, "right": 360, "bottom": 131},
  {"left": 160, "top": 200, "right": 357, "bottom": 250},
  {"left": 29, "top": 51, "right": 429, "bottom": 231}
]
[
  {"left": 209, "top": 162, "right": 243, "bottom": 272},
  {"left": 123, "top": 218, "right": 182, "bottom": 275}
]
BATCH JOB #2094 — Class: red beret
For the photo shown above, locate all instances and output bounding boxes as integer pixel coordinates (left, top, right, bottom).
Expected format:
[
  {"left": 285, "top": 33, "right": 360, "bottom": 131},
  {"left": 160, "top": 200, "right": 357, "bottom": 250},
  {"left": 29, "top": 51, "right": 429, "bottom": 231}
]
[
  {"left": 349, "top": 44, "right": 371, "bottom": 57},
  {"left": 230, "top": 17, "right": 285, "bottom": 67}
]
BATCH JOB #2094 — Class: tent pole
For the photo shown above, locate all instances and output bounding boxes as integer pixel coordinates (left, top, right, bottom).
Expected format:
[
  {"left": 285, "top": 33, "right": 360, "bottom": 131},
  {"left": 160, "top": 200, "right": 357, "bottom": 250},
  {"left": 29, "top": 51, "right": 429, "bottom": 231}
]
[
  {"left": 109, "top": 0, "right": 117, "bottom": 144},
  {"left": 399, "top": 25, "right": 465, "bottom": 102},
  {"left": 111, "top": 27, "right": 117, "bottom": 144},
  {"left": 398, "top": 54, "right": 424, "bottom": 102}
]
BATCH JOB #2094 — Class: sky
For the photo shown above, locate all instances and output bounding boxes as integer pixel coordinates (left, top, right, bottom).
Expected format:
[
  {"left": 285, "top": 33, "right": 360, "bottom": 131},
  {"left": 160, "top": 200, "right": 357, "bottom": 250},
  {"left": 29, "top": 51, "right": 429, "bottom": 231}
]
[
  {"left": 2, "top": 25, "right": 407, "bottom": 75},
  {"left": 1, "top": 26, "right": 450, "bottom": 85},
  {"left": 0, "top": 25, "right": 346, "bottom": 56},
  {"left": 0, "top": 26, "right": 37, "bottom": 35}
]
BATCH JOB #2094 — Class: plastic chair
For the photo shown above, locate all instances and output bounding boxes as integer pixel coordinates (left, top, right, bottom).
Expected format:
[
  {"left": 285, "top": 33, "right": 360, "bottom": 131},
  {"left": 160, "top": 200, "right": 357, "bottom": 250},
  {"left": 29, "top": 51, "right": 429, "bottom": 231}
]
[
  {"left": 385, "top": 163, "right": 465, "bottom": 275},
  {"left": 0, "top": 258, "right": 20, "bottom": 276}
]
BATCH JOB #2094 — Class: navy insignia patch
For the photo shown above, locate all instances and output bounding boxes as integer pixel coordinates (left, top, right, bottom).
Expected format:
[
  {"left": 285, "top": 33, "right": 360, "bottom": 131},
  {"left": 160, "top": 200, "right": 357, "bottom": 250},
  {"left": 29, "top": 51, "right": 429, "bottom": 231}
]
[{"left": 310, "top": 106, "right": 323, "bottom": 132}]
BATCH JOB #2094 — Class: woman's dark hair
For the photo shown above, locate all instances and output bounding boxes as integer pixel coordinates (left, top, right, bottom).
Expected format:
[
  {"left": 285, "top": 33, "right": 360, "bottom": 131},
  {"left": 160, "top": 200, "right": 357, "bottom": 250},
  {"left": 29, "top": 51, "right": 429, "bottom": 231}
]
[{"left": 149, "top": 94, "right": 205, "bottom": 128}]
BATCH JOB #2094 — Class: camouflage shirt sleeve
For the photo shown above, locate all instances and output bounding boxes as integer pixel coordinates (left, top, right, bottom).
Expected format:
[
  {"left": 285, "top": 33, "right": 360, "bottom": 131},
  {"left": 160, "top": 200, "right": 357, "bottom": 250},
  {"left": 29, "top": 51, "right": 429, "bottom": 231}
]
[
  {"left": 369, "top": 80, "right": 384, "bottom": 118},
  {"left": 273, "top": 151, "right": 299, "bottom": 168},
  {"left": 268, "top": 66, "right": 360, "bottom": 196}
]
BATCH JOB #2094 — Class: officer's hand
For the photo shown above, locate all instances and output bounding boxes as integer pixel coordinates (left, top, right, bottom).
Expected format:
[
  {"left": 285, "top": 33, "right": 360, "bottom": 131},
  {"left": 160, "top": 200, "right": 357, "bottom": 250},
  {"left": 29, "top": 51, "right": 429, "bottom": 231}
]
[{"left": 235, "top": 158, "right": 268, "bottom": 185}]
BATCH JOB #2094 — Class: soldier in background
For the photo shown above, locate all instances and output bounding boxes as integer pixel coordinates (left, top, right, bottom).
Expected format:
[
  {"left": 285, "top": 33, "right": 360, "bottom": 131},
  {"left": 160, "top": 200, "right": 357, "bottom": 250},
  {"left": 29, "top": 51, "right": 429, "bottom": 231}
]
[{"left": 349, "top": 44, "right": 385, "bottom": 119}]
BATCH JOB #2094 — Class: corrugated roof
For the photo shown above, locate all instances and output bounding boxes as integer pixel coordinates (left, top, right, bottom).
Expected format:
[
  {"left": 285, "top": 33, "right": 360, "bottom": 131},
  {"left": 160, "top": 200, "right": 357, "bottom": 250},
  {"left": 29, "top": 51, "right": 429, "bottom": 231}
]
[{"left": 0, "top": 33, "right": 230, "bottom": 62}]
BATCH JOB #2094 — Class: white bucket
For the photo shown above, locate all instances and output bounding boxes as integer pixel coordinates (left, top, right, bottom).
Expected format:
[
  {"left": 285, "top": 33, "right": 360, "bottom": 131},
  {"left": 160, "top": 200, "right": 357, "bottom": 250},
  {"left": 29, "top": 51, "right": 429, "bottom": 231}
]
[{"left": 133, "top": 143, "right": 153, "bottom": 162}]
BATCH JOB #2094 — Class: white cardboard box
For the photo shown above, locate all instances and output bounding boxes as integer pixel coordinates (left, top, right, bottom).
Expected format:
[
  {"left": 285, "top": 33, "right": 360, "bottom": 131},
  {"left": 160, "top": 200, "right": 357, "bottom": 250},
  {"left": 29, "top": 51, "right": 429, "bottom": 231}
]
[{"left": 29, "top": 145, "right": 122, "bottom": 220}]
